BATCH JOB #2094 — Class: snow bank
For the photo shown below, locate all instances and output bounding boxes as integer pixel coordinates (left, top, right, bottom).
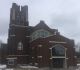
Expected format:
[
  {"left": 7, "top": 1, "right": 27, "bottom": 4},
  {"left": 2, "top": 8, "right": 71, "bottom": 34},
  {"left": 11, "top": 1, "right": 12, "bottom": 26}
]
[
  {"left": 0, "top": 65, "right": 6, "bottom": 69},
  {"left": 20, "top": 65, "right": 38, "bottom": 69}
]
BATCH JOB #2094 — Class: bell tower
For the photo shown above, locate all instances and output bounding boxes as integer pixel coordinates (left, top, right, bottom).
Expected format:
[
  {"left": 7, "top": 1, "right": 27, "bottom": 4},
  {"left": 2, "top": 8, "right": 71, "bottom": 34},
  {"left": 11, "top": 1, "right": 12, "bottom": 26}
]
[
  {"left": 10, "top": 3, "right": 28, "bottom": 26},
  {"left": 7, "top": 3, "right": 30, "bottom": 66}
]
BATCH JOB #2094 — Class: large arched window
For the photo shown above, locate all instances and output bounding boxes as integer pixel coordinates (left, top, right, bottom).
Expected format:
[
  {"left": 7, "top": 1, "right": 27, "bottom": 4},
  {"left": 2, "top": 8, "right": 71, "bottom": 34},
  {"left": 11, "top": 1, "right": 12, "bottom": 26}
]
[
  {"left": 17, "top": 42, "right": 23, "bottom": 50},
  {"left": 51, "top": 44, "right": 65, "bottom": 56},
  {"left": 31, "top": 29, "right": 52, "bottom": 41}
]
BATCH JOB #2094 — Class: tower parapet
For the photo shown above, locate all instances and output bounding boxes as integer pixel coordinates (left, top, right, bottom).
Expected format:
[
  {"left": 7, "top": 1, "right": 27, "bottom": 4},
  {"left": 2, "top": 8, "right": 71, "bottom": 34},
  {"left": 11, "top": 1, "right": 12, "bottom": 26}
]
[{"left": 10, "top": 3, "right": 28, "bottom": 26}]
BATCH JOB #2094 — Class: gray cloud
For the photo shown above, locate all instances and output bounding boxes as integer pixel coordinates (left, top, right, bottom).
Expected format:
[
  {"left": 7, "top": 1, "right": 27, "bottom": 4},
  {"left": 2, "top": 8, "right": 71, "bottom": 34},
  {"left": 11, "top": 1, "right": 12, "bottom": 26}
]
[
  {"left": 0, "top": 0, "right": 80, "bottom": 44},
  {"left": 0, "top": 19, "right": 9, "bottom": 34},
  {"left": 0, "top": 19, "right": 8, "bottom": 43},
  {"left": 50, "top": 14, "right": 80, "bottom": 43}
]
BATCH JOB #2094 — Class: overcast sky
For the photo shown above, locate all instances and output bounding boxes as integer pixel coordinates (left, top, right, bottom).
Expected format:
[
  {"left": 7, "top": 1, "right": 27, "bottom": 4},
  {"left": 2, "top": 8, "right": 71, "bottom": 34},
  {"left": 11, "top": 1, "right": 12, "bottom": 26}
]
[{"left": 0, "top": 0, "right": 80, "bottom": 44}]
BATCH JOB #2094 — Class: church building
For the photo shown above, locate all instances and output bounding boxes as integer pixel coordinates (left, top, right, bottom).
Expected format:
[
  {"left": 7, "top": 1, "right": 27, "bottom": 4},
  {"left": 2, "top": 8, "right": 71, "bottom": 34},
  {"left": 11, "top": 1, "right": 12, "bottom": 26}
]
[{"left": 7, "top": 3, "right": 76, "bottom": 68}]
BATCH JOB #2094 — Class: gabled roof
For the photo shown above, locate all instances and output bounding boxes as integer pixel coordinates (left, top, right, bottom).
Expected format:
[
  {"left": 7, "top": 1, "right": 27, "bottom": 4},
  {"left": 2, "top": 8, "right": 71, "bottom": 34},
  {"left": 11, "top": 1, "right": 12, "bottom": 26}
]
[
  {"left": 34, "top": 20, "right": 50, "bottom": 29},
  {"left": 31, "top": 20, "right": 58, "bottom": 34}
]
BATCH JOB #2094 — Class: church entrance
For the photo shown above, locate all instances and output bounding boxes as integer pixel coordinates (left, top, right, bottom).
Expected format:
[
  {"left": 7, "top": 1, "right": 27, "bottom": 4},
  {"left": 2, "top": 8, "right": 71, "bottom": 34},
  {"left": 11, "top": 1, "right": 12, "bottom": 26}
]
[
  {"left": 50, "top": 44, "right": 67, "bottom": 68},
  {"left": 52, "top": 58, "right": 64, "bottom": 68}
]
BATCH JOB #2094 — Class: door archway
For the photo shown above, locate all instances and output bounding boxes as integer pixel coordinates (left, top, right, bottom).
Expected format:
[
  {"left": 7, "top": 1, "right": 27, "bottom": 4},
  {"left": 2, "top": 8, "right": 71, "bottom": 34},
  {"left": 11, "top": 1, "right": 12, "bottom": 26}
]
[{"left": 50, "top": 44, "right": 67, "bottom": 68}]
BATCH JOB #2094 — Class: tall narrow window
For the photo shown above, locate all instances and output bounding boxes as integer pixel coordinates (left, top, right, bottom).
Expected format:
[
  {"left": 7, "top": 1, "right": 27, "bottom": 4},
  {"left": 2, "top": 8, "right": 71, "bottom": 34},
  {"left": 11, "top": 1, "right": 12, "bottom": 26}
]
[
  {"left": 12, "top": 9, "right": 15, "bottom": 20},
  {"left": 17, "top": 42, "right": 23, "bottom": 50}
]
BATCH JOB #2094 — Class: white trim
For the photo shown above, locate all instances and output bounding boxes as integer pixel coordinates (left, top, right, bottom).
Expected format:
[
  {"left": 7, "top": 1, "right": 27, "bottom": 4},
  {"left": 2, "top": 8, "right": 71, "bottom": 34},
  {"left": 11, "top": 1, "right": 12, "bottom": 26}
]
[
  {"left": 30, "top": 35, "right": 54, "bottom": 42},
  {"left": 10, "top": 24, "right": 28, "bottom": 28},
  {"left": 49, "top": 48, "right": 52, "bottom": 50},
  {"left": 6, "top": 57, "right": 17, "bottom": 59},
  {"left": 49, "top": 41, "right": 66, "bottom": 44},
  {"left": 19, "top": 66, "right": 38, "bottom": 68},
  {"left": 38, "top": 45, "right": 42, "bottom": 47},
  {"left": 32, "top": 57, "right": 34, "bottom": 59},
  {"left": 26, "top": 36, "right": 30, "bottom": 37},
  {"left": 42, "top": 35, "right": 55, "bottom": 38},
  {"left": 37, "top": 56, "right": 42, "bottom": 58},
  {"left": 8, "top": 55, "right": 29, "bottom": 56},
  {"left": 49, "top": 58, "right": 52, "bottom": 60},
  {"left": 9, "top": 35, "right": 16, "bottom": 37},
  {"left": 50, "top": 45, "right": 67, "bottom": 49},
  {"left": 50, "top": 56, "right": 66, "bottom": 58},
  {"left": 49, "top": 57, "right": 68, "bottom": 59},
  {"left": 65, "top": 48, "right": 67, "bottom": 68},
  {"left": 74, "top": 56, "right": 77, "bottom": 58}
]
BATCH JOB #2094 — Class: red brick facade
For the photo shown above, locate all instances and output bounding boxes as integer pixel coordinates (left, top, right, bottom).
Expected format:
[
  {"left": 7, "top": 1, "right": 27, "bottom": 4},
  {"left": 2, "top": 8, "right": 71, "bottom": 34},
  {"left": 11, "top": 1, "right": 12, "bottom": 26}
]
[
  {"left": 7, "top": 3, "right": 76, "bottom": 68},
  {"left": 30, "top": 35, "right": 76, "bottom": 68}
]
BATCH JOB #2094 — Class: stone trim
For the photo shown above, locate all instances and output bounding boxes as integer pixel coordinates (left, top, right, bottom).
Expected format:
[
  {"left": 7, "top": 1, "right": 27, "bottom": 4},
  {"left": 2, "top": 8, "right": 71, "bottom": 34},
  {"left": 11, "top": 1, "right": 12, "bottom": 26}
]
[
  {"left": 37, "top": 56, "right": 42, "bottom": 58},
  {"left": 8, "top": 55, "right": 29, "bottom": 56},
  {"left": 10, "top": 24, "right": 28, "bottom": 28},
  {"left": 9, "top": 35, "right": 16, "bottom": 37},
  {"left": 49, "top": 41, "right": 67, "bottom": 44}
]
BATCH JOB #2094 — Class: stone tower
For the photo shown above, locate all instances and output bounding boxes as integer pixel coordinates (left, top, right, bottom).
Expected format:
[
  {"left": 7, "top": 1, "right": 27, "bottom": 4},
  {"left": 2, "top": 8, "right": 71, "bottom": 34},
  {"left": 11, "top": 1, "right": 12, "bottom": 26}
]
[{"left": 7, "top": 3, "right": 30, "bottom": 66}]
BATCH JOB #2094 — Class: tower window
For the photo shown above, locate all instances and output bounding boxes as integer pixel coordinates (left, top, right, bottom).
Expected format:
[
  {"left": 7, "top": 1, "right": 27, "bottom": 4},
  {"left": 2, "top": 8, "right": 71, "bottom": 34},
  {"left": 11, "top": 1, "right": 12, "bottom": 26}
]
[
  {"left": 12, "top": 9, "right": 15, "bottom": 20},
  {"left": 17, "top": 42, "right": 23, "bottom": 50}
]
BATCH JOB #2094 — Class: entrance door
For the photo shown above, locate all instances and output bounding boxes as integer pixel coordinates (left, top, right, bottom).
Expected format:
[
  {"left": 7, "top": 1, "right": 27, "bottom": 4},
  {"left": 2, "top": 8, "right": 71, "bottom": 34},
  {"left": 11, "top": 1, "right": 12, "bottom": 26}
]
[{"left": 52, "top": 58, "right": 64, "bottom": 68}]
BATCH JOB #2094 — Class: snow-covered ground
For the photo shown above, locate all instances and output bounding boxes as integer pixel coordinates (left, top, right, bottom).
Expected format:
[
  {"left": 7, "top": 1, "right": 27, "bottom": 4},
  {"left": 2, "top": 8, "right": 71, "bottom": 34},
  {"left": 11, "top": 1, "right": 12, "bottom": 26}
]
[
  {"left": 76, "top": 64, "right": 80, "bottom": 70},
  {"left": 0, "top": 64, "right": 80, "bottom": 70},
  {"left": 19, "top": 65, "right": 38, "bottom": 69},
  {"left": 0, "top": 64, "right": 6, "bottom": 68},
  {"left": 0, "top": 65, "right": 13, "bottom": 70}
]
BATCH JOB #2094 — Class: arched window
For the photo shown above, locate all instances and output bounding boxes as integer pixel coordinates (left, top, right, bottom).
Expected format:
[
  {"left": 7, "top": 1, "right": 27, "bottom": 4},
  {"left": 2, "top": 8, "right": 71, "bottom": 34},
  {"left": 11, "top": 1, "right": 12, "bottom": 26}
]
[
  {"left": 31, "top": 29, "right": 52, "bottom": 41},
  {"left": 51, "top": 44, "right": 65, "bottom": 56},
  {"left": 17, "top": 42, "right": 23, "bottom": 50}
]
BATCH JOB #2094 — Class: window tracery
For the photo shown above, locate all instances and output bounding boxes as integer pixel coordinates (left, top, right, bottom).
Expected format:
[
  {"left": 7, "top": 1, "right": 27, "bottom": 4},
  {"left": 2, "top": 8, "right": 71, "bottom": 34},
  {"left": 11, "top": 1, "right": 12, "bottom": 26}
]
[{"left": 31, "top": 29, "right": 52, "bottom": 41}]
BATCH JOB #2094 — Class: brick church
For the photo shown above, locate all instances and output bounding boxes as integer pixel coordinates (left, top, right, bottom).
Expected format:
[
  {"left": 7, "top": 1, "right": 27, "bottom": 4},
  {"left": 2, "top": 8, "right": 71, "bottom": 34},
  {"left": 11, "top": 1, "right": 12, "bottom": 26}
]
[{"left": 6, "top": 3, "right": 76, "bottom": 68}]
